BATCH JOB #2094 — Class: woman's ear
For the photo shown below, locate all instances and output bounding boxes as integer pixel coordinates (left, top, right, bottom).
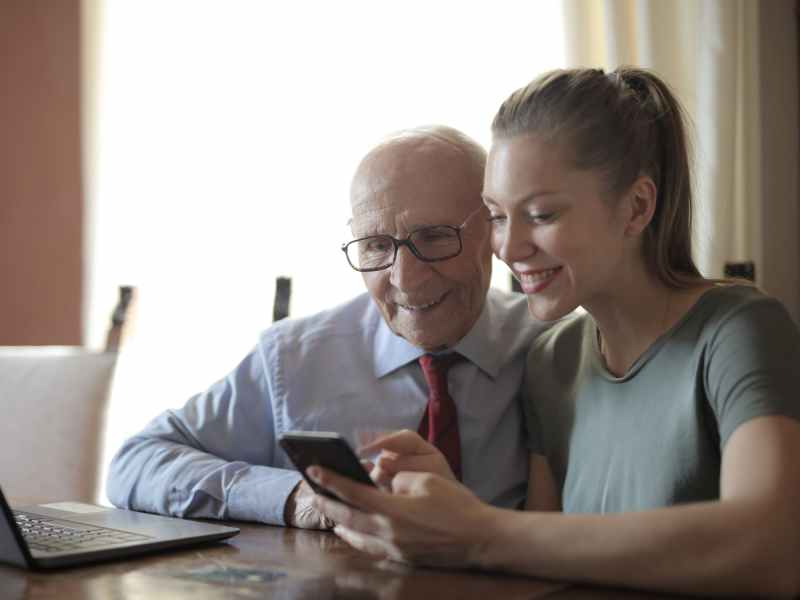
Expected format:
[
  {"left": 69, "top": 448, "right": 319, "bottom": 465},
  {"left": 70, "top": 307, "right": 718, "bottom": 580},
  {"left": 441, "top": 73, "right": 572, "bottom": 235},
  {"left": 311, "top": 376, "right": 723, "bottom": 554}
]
[{"left": 623, "top": 175, "right": 657, "bottom": 237}]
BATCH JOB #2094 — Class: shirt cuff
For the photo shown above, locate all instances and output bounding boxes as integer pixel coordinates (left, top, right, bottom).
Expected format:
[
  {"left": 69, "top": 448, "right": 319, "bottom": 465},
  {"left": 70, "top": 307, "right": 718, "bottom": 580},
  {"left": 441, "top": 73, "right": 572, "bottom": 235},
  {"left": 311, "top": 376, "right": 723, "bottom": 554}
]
[{"left": 225, "top": 465, "right": 303, "bottom": 525}]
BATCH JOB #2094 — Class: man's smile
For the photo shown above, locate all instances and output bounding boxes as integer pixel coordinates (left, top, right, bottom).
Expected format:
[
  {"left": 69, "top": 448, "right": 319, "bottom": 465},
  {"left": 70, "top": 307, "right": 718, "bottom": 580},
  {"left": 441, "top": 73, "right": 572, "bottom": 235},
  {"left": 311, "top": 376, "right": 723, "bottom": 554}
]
[{"left": 395, "top": 291, "right": 448, "bottom": 312}]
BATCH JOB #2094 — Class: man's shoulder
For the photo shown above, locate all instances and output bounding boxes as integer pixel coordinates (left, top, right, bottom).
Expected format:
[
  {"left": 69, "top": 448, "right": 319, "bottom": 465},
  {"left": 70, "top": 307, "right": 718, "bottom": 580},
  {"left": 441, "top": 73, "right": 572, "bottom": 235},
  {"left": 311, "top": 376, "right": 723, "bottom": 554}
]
[
  {"left": 485, "top": 288, "right": 531, "bottom": 321},
  {"left": 257, "top": 293, "right": 380, "bottom": 350},
  {"left": 484, "top": 288, "right": 556, "bottom": 340}
]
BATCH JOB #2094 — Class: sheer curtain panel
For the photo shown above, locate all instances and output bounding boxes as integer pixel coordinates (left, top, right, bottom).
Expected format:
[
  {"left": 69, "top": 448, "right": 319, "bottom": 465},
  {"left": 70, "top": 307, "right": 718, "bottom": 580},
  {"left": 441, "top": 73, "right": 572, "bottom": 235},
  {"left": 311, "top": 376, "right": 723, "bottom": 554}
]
[{"left": 563, "top": 0, "right": 799, "bottom": 321}]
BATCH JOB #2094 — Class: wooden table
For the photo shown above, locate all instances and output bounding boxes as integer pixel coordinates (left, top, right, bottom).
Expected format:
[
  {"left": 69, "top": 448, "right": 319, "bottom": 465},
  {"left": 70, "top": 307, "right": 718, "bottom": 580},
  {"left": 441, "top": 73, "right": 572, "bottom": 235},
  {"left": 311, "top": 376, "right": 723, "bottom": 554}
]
[{"left": 0, "top": 519, "right": 694, "bottom": 599}]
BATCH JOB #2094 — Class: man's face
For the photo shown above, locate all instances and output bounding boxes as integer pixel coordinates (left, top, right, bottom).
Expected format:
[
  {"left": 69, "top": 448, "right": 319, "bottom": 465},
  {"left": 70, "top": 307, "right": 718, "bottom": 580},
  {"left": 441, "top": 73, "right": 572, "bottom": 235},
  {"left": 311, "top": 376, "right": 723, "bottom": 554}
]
[{"left": 349, "top": 139, "right": 492, "bottom": 352}]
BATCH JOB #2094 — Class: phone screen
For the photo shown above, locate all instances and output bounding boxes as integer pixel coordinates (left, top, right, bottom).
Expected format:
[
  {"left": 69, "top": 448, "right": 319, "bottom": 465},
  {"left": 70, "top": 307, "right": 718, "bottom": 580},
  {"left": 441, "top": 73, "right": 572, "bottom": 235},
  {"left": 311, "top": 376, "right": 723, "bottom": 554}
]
[{"left": 278, "top": 431, "right": 375, "bottom": 501}]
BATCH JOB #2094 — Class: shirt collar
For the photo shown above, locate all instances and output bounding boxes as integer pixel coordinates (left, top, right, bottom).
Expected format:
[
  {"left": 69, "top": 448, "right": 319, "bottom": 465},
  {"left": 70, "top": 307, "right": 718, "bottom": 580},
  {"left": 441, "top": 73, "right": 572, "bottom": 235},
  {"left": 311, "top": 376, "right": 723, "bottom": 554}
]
[{"left": 372, "top": 297, "right": 500, "bottom": 379}]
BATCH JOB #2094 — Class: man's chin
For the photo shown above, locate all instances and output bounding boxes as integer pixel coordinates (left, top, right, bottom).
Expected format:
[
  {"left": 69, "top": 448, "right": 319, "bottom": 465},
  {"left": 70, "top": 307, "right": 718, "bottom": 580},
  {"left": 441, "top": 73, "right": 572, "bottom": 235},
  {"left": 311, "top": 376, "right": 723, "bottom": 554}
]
[
  {"left": 392, "top": 315, "right": 464, "bottom": 351},
  {"left": 390, "top": 315, "right": 443, "bottom": 348},
  {"left": 405, "top": 335, "right": 452, "bottom": 353}
]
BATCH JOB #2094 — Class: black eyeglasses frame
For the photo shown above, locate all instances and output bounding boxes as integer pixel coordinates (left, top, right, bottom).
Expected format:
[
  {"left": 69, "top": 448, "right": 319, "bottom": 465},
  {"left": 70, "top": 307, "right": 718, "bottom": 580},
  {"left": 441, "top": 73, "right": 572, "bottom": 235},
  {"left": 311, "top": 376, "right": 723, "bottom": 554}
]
[{"left": 341, "top": 206, "right": 485, "bottom": 273}]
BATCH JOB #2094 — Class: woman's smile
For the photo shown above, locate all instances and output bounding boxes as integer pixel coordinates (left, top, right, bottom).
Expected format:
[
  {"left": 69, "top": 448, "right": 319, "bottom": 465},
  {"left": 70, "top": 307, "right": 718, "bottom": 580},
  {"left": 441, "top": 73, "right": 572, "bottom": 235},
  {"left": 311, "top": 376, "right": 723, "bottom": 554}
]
[{"left": 514, "top": 267, "right": 563, "bottom": 294}]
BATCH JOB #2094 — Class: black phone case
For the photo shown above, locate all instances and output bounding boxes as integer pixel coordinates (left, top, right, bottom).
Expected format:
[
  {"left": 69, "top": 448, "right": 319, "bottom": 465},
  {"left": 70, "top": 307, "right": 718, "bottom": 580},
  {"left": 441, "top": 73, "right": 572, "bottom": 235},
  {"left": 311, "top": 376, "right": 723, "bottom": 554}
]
[{"left": 278, "top": 434, "right": 375, "bottom": 502}]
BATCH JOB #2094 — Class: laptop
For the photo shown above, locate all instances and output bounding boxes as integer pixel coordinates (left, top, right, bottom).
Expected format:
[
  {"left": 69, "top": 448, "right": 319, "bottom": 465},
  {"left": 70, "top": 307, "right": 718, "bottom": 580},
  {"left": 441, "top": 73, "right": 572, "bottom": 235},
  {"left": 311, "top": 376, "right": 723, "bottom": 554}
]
[{"left": 0, "top": 485, "right": 239, "bottom": 569}]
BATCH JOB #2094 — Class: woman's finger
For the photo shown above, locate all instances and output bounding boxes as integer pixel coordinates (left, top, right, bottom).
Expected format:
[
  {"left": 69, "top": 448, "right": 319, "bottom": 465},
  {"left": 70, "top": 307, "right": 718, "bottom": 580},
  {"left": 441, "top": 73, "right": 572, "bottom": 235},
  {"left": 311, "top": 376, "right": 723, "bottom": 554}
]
[
  {"left": 333, "top": 525, "right": 394, "bottom": 559},
  {"left": 374, "top": 454, "right": 400, "bottom": 474},
  {"left": 369, "top": 463, "right": 395, "bottom": 490},
  {"left": 308, "top": 466, "right": 415, "bottom": 521},
  {"left": 308, "top": 466, "right": 380, "bottom": 509},
  {"left": 311, "top": 493, "right": 386, "bottom": 536},
  {"left": 390, "top": 470, "right": 441, "bottom": 495},
  {"left": 376, "top": 453, "right": 455, "bottom": 480},
  {"left": 358, "top": 429, "right": 434, "bottom": 457}
]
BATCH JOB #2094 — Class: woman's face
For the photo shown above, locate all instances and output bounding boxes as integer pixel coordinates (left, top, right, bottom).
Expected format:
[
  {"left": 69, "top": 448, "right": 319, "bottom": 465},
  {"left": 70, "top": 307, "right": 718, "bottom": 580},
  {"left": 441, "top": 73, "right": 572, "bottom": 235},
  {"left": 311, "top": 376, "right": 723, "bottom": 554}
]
[{"left": 482, "top": 134, "right": 630, "bottom": 321}]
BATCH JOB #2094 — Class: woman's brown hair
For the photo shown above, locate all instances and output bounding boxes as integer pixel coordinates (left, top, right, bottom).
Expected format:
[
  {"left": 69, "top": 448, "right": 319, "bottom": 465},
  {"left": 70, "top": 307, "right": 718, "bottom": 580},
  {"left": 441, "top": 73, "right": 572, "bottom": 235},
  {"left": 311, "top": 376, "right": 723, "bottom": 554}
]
[{"left": 491, "top": 67, "right": 703, "bottom": 288}]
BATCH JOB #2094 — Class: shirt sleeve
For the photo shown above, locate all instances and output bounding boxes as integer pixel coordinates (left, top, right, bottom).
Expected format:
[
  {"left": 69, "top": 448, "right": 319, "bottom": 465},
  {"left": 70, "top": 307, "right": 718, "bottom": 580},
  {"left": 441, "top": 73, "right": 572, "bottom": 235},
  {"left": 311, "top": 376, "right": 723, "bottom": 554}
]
[
  {"left": 522, "top": 359, "right": 546, "bottom": 455},
  {"left": 105, "top": 343, "right": 302, "bottom": 526},
  {"left": 705, "top": 295, "right": 800, "bottom": 449}
]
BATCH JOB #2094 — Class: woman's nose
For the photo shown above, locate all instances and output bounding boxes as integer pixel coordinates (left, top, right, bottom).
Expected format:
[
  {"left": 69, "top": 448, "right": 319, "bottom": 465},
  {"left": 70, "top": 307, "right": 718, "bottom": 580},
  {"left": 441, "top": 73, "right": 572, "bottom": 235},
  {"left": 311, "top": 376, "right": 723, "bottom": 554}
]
[{"left": 493, "top": 219, "right": 536, "bottom": 265}]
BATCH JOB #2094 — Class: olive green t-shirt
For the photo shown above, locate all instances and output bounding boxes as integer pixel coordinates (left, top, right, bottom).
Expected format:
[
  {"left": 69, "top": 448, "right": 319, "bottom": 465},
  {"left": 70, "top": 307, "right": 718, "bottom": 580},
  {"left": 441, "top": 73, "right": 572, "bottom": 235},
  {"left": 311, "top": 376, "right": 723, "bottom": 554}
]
[{"left": 524, "top": 285, "right": 800, "bottom": 513}]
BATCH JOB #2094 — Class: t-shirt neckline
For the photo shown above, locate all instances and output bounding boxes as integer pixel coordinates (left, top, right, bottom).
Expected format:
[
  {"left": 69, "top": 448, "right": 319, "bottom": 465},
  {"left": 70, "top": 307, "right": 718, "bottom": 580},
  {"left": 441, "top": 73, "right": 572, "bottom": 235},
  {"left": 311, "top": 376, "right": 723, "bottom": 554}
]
[{"left": 589, "top": 284, "right": 736, "bottom": 382}]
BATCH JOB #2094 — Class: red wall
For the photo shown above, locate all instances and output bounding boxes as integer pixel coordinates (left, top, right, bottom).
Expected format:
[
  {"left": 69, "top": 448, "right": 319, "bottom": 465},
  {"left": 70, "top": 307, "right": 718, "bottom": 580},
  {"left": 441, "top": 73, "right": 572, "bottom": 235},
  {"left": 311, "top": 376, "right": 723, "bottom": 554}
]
[{"left": 0, "top": 0, "right": 83, "bottom": 345}]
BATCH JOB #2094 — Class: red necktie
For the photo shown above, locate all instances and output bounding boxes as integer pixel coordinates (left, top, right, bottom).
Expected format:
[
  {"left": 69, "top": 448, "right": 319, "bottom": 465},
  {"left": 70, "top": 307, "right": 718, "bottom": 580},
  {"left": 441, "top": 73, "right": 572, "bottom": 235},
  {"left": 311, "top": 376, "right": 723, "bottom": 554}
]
[{"left": 417, "top": 353, "right": 463, "bottom": 481}]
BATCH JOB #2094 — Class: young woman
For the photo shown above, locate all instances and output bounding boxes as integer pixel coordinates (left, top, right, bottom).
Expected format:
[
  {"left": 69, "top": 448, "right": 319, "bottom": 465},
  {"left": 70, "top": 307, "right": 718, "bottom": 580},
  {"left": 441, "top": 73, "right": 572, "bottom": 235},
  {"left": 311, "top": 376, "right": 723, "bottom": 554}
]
[{"left": 308, "top": 68, "right": 800, "bottom": 598}]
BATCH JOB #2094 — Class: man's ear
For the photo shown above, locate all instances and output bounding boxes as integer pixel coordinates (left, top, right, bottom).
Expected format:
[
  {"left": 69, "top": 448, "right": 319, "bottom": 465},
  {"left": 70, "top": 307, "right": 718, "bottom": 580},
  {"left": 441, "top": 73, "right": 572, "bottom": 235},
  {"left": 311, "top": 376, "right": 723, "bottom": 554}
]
[{"left": 623, "top": 175, "right": 657, "bottom": 237}]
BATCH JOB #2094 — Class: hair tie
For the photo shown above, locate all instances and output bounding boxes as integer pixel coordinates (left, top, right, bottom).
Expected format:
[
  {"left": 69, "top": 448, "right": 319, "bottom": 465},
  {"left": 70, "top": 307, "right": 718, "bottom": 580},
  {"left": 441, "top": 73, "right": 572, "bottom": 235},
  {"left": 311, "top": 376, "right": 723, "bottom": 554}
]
[{"left": 621, "top": 72, "right": 649, "bottom": 102}]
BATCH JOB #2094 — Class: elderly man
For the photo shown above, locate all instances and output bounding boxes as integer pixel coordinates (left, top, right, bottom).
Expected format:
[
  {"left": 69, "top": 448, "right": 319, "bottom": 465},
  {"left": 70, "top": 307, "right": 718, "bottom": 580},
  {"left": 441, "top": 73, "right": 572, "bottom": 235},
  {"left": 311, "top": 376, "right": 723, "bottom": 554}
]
[{"left": 106, "top": 125, "right": 545, "bottom": 529}]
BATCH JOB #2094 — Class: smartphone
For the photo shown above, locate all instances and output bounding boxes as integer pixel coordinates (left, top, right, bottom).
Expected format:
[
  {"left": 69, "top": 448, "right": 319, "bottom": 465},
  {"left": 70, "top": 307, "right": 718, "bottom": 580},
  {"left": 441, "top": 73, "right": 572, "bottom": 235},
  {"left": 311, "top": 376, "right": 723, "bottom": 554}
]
[{"left": 278, "top": 431, "right": 376, "bottom": 501}]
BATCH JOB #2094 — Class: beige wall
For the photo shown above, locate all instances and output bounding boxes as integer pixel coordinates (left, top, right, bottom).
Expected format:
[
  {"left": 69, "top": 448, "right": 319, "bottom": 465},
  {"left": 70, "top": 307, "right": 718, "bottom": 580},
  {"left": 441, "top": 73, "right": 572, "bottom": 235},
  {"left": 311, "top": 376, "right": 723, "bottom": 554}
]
[{"left": 0, "top": 0, "right": 83, "bottom": 345}]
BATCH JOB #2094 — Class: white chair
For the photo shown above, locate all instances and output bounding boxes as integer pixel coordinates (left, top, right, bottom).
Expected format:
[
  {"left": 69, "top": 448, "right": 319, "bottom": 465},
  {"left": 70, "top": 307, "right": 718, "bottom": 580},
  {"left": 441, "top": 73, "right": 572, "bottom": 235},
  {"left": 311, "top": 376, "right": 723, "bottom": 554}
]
[{"left": 0, "top": 287, "right": 134, "bottom": 504}]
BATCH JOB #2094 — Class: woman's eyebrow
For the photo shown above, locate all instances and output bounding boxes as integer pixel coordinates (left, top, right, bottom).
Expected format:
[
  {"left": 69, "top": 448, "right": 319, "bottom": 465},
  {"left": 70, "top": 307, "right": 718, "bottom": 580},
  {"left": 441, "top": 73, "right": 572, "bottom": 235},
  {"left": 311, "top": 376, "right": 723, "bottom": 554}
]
[{"left": 482, "top": 190, "right": 562, "bottom": 205}]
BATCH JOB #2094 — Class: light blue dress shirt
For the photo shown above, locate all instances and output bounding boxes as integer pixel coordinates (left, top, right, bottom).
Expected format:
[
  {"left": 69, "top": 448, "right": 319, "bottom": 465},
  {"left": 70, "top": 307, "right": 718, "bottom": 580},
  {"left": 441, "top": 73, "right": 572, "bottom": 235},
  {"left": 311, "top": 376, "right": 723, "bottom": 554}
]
[{"left": 107, "top": 289, "right": 548, "bottom": 525}]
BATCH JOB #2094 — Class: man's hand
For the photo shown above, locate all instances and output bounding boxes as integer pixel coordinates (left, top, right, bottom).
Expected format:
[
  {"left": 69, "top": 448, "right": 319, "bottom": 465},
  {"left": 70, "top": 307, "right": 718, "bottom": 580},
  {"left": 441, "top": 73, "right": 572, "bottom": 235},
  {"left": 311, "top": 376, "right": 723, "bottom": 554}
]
[
  {"left": 360, "top": 429, "right": 456, "bottom": 489},
  {"left": 284, "top": 480, "right": 335, "bottom": 530}
]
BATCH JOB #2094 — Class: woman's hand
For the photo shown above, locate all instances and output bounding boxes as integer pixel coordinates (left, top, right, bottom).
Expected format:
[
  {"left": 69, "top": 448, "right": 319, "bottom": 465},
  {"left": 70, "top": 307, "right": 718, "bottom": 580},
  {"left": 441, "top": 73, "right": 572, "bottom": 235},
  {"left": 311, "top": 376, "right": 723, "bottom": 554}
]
[
  {"left": 360, "top": 429, "right": 456, "bottom": 489},
  {"left": 308, "top": 465, "right": 498, "bottom": 569}
]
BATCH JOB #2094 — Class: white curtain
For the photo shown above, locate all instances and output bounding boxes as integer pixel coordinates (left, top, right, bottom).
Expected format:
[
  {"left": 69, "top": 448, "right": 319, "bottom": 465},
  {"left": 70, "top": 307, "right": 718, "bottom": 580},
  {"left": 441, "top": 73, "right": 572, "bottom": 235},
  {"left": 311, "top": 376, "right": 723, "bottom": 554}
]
[{"left": 562, "top": 0, "right": 799, "bottom": 321}]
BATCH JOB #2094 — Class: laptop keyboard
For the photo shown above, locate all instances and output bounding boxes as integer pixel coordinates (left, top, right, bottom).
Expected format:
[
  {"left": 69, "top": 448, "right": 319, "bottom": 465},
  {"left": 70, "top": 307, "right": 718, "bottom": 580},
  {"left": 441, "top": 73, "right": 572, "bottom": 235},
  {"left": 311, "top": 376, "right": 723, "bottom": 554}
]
[{"left": 14, "top": 511, "right": 152, "bottom": 553}]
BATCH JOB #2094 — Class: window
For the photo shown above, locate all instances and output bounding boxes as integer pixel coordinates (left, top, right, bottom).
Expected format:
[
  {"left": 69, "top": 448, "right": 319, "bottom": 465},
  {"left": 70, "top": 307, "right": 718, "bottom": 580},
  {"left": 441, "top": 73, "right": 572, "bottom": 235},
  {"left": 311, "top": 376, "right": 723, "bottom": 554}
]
[{"left": 86, "top": 1, "right": 565, "bottom": 492}]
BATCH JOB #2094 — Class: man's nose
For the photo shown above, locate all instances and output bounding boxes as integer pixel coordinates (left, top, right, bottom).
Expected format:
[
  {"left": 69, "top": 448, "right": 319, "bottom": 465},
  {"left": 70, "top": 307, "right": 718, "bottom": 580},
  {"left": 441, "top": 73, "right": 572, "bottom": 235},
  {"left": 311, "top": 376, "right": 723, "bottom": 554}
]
[
  {"left": 389, "top": 244, "right": 433, "bottom": 291},
  {"left": 495, "top": 219, "right": 536, "bottom": 264}
]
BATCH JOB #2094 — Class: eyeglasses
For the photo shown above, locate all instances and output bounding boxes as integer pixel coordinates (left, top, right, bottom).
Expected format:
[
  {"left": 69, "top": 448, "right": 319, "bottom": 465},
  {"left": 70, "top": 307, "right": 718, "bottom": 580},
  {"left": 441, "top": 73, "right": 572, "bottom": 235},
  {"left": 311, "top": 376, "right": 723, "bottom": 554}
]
[{"left": 342, "top": 206, "right": 484, "bottom": 272}]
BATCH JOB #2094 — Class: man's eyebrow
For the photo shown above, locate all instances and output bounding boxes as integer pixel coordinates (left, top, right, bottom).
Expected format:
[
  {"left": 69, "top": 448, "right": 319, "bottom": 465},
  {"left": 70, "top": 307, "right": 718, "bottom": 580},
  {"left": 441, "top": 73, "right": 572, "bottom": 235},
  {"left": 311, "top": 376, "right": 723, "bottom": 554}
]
[
  {"left": 406, "top": 220, "right": 441, "bottom": 230},
  {"left": 348, "top": 219, "right": 389, "bottom": 238},
  {"left": 347, "top": 219, "right": 450, "bottom": 239}
]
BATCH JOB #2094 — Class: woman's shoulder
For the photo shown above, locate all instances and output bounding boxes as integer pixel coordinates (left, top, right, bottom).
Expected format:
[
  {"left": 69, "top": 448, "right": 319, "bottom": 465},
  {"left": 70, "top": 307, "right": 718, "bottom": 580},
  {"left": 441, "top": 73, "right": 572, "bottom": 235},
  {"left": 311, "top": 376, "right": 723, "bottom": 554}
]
[
  {"left": 690, "top": 284, "right": 800, "bottom": 448},
  {"left": 526, "top": 310, "right": 593, "bottom": 371},
  {"left": 690, "top": 283, "right": 793, "bottom": 332}
]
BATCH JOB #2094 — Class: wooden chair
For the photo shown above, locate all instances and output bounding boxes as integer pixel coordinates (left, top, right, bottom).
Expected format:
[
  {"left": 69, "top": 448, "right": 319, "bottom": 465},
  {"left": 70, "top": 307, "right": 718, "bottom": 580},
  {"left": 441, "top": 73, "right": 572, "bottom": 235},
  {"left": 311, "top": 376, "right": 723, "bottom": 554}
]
[
  {"left": 0, "top": 287, "right": 134, "bottom": 504},
  {"left": 273, "top": 276, "right": 291, "bottom": 322}
]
